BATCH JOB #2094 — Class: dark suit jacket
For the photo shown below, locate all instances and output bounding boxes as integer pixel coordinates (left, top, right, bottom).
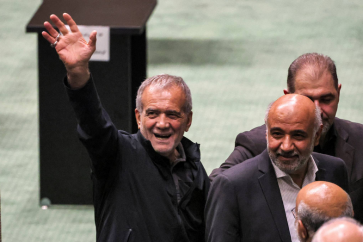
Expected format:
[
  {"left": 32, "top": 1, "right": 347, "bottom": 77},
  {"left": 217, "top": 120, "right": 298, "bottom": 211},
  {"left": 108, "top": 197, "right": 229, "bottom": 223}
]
[
  {"left": 209, "top": 117, "right": 363, "bottom": 222},
  {"left": 205, "top": 150, "right": 349, "bottom": 242}
]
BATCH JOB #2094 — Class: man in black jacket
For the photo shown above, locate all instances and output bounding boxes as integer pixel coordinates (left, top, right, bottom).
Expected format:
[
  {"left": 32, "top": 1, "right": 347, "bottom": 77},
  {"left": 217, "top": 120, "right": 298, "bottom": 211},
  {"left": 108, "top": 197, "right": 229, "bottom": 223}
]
[
  {"left": 43, "top": 13, "right": 210, "bottom": 242},
  {"left": 210, "top": 53, "right": 363, "bottom": 223}
]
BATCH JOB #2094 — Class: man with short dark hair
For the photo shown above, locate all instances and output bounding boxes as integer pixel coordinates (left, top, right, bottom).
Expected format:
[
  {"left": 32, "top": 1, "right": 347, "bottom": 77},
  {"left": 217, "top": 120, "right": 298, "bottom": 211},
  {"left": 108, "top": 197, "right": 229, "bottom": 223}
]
[
  {"left": 205, "top": 94, "right": 349, "bottom": 242},
  {"left": 295, "top": 181, "right": 354, "bottom": 242},
  {"left": 210, "top": 53, "right": 363, "bottom": 223},
  {"left": 42, "top": 13, "right": 210, "bottom": 242}
]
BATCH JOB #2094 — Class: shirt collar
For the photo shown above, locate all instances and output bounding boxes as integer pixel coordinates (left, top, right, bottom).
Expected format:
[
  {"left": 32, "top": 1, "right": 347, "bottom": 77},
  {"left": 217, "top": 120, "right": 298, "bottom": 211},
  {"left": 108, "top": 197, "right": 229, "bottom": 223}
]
[
  {"left": 137, "top": 131, "right": 198, "bottom": 168},
  {"left": 175, "top": 142, "right": 186, "bottom": 163}
]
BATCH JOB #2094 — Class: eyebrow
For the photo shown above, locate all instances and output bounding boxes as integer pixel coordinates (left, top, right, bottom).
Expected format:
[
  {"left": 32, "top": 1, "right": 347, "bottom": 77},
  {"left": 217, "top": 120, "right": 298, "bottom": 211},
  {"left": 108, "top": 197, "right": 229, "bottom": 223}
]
[
  {"left": 269, "top": 128, "right": 308, "bottom": 135},
  {"left": 145, "top": 108, "right": 182, "bottom": 115},
  {"left": 145, "top": 108, "right": 158, "bottom": 112},
  {"left": 269, "top": 127, "right": 283, "bottom": 132},
  {"left": 319, "top": 93, "right": 335, "bottom": 99},
  {"left": 291, "top": 130, "right": 308, "bottom": 135},
  {"left": 305, "top": 93, "right": 335, "bottom": 101}
]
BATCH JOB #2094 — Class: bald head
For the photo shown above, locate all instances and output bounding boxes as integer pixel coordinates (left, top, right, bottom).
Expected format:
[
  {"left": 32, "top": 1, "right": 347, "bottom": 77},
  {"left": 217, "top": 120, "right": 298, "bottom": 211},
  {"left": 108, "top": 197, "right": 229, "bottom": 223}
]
[
  {"left": 312, "top": 217, "right": 363, "bottom": 242},
  {"left": 296, "top": 182, "right": 353, "bottom": 242},
  {"left": 265, "top": 94, "right": 322, "bottom": 134},
  {"left": 297, "top": 181, "right": 352, "bottom": 218}
]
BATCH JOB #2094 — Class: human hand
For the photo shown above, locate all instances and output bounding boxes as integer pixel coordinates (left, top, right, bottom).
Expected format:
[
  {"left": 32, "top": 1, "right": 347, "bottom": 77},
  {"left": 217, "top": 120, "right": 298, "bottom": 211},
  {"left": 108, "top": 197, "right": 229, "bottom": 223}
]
[{"left": 42, "top": 13, "right": 97, "bottom": 88}]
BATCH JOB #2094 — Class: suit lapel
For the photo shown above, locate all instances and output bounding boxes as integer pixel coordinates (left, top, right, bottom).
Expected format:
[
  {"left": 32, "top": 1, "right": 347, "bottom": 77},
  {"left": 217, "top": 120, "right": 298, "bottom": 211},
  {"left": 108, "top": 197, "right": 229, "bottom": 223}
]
[
  {"left": 258, "top": 150, "right": 292, "bottom": 242},
  {"left": 313, "top": 154, "right": 326, "bottom": 181},
  {"left": 334, "top": 119, "right": 355, "bottom": 182}
]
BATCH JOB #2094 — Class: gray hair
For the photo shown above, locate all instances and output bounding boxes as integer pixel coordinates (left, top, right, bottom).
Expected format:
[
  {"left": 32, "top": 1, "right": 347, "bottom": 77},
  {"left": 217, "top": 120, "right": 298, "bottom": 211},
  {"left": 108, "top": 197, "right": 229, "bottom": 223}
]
[
  {"left": 136, "top": 74, "right": 192, "bottom": 114},
  {"left": 312, "top": 217, "right": 363, "bottom": 242},
  {"left": 264, "top": 101, "right": 322, "bottom": 134},
  {"left": 313, "top": 105, "right": 322, "bottom": 134},
  {"left": 298, "top": 196, "right": 354, "bottom": 239}
]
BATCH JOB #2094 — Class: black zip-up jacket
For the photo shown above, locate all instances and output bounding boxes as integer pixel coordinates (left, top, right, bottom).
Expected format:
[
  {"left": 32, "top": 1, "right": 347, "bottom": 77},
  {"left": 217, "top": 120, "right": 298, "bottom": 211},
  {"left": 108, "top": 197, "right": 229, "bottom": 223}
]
[{"left": 66, "top": 77, "right": 210, "bottom": 242}]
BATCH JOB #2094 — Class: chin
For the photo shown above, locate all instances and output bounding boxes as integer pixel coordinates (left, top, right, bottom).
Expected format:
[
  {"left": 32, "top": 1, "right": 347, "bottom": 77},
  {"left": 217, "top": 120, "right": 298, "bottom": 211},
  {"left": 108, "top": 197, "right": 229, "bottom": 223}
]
[
  {"left": 153, "top": 146, "right": 174, "bottom": 157},
  {"left": 270, "top": 155, "right": 309, "bottom": 174}
]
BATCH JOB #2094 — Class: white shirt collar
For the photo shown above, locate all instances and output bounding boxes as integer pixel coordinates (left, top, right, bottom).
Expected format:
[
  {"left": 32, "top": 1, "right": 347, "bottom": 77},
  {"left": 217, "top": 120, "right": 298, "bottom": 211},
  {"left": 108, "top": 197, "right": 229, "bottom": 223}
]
[{"left": 271, "top": 155, "right": 318, "bottom": 186}]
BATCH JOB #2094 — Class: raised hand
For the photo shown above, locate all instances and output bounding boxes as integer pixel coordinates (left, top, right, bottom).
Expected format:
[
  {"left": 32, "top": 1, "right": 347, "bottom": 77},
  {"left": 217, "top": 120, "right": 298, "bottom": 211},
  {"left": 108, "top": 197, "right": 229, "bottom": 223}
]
[{"left": 42, "top": 13, "right": 97, "bottom": 88}]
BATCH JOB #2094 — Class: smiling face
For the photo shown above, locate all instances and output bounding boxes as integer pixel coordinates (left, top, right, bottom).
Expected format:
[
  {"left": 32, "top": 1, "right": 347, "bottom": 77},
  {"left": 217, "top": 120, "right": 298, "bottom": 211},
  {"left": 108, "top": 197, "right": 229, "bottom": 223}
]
[
  {"left": 135, "top": 85, "right": 192, "bottom": 161},
  {"left": 267, "top": 95, "right": 321, "bottom": 175},
  {"left": 290, "top": 68, "right": 341, "bottom": 136}
]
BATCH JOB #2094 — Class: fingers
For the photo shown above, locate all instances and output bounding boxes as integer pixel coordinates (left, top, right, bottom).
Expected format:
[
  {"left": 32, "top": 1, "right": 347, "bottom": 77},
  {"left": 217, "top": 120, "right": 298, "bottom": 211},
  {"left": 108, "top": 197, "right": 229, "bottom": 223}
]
[
  {"left": 50, "top": 14, "right": 69, "bottom": 35},
  {"left": 42, "top": 30, "right": 55, "bottom": 44},
  {"left": 88, "top": 31, "right": 97, "bottom": 48},
  {"left": 63, "top": 13, "right": 79, "bottom": 33},
  {"left": 44, "top": 21, "right": 59, "bottom": 38}
]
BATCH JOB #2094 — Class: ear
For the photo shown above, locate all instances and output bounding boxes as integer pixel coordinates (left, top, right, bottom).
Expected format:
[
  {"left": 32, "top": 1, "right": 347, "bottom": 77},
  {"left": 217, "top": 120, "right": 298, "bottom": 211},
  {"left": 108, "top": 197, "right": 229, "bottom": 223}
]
[
  {"left": 314, "top": 124, "right": 323, "bottom": 146},
  {"left": 298, "top": 220, "right": 308, "bottom": 240},
  {"left": 283, "top": 89, "right": 290, "bottom": 95},
  {"left": 135, "top": 108, "right": 141, "bottom": 129},
  {"left": 185, "top": 111, "right": 193, "bottom": 132},
  {"left": 337, "top": 83, "right": 342, "bottom": 98}
]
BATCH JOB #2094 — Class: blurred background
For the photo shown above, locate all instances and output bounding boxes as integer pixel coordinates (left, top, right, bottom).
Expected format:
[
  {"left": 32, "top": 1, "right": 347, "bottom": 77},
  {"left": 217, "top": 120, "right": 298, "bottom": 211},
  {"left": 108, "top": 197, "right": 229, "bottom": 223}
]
[{"left": 1, "top": 0, "right": 363, "bottom": 241}]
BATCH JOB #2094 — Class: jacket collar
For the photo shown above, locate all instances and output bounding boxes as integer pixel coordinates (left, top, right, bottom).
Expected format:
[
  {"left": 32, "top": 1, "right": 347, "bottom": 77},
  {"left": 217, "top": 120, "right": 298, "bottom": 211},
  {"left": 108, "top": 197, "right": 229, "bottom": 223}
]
[
  {"left": 257, "top": 150, "right": 292, "bottom": 242},
  {"left": 333, "top": 118, "right": 355, "bottom": 181},
  {"left": 136, "top": 131, "right": 200, "bottom": 178}
]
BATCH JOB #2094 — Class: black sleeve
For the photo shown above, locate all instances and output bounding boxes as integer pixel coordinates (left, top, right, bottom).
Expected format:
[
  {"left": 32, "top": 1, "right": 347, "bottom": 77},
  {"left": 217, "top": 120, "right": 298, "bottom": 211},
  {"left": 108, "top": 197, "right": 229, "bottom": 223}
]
[{"left": 65, "top": 75, "right": 119, "bottom": 179}]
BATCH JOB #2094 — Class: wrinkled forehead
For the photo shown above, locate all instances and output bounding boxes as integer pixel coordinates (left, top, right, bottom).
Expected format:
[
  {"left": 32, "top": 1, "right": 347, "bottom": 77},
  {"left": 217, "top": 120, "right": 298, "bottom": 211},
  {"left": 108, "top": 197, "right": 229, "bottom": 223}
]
[
  {"left": 142, "top": 84, "right": 187, "bottom": 108},
  {"left": 146, "top": 82, "right": 182, "bottom": 93}
]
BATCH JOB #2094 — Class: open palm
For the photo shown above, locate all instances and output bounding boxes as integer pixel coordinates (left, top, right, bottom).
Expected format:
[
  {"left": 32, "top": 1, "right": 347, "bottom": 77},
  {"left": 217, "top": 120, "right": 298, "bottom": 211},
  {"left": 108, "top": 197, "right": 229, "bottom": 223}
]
[{"left": 42, "top": 13, "right": 97, "bottom": 72}]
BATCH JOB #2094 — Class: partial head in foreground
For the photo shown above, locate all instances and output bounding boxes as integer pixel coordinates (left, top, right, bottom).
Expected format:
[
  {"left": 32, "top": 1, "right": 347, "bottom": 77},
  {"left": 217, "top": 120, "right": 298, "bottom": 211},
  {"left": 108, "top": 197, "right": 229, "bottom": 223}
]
[
  {"left": 284, "top": 53, "right": 341, "bottom": 137},
  {"left": 312, "top": 217, "right": 363, "bottom": 242},
  {"left": 265, "top": 94, "right": 322, "bottom": 175},
  {"left": 295, "top": 181, "right": 353, "bottom": 242},
  {"left": 135, "top": 74, "right": 193, "bottom": 161}
]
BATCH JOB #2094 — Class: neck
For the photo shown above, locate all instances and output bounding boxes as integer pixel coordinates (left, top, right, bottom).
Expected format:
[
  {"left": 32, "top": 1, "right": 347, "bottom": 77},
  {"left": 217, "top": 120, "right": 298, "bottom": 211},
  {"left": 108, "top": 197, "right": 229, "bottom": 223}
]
[
  {"left": 319, "top": 132, "right": 327, "bottom": 148},
  {"left": 168, "top": 148, "right": 180, "bottom": 165},
  {"left": 319, "top": 122, "right": 334, "bottom": 148},
  {"left": 289, "top": 160, "right": 310, "bottom": 188}
]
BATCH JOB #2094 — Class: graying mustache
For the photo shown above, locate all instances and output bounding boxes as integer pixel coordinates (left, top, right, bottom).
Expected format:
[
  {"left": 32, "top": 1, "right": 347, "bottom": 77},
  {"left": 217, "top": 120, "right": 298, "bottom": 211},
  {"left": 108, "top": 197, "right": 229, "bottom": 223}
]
[{"left": 276, "top": 151, "right": 298, "bottom": 157}]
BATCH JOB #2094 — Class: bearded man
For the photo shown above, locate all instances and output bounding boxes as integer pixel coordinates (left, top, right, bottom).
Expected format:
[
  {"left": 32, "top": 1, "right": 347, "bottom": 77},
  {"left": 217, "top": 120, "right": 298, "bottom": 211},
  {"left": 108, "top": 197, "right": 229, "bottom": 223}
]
[
  {"left": 205, "top": 94, "right": 349, "bottom": 242},
  {"left": 210, "top": 53, "right": 363, "bottom": 223}
]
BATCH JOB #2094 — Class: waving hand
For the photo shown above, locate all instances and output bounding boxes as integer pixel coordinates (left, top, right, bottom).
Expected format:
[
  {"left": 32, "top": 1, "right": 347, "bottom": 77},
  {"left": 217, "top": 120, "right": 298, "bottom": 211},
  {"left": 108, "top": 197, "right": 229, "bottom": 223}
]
[{"left": 42, "top": 13, "right": 97, "bottom": 88}]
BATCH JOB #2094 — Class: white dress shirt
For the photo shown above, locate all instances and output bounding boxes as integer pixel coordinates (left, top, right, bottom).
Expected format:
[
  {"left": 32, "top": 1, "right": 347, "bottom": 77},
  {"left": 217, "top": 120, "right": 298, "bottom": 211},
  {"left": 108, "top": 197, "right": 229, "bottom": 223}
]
[{"left": 271, "top": 156, "right": 318, "bottom": 242}]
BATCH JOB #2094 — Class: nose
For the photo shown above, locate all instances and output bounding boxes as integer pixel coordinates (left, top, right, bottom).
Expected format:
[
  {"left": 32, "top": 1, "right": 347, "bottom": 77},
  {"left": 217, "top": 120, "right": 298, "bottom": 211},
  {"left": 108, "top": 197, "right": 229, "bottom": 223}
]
[
  {"left": 156, "top": 114, "right": 170, "bottom": 129},
  {"left": 280, "top": 136, "right": 294, "bottom": 152}
]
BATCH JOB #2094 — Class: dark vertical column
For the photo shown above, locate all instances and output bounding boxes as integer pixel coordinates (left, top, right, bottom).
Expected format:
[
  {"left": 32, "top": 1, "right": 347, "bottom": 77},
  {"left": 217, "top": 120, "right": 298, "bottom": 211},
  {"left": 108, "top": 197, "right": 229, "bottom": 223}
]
[{"left": 131, "top": 29, "right": 147, "bottom": 133}]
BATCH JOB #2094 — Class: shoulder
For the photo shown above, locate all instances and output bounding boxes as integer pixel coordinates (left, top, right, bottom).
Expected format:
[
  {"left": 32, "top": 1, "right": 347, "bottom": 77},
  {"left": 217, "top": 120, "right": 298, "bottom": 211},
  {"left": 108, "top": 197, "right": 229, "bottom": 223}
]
[
  {"left": 235, "top": 124, "right": 267, "bottom": 151},
  {"left": 335, "top": 117, "right": 363, "bottom": 135},
  {"left": 221, "top": 151, "right": 268, "bottom": 183},
  {"left": 312, "top": 152, "right": 345, "bottom": 168},
  {"left": 235, "top": 124, "right": 266, "bottom": 143}
]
